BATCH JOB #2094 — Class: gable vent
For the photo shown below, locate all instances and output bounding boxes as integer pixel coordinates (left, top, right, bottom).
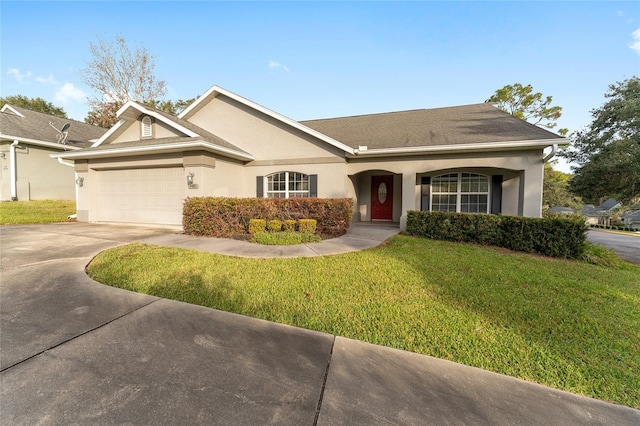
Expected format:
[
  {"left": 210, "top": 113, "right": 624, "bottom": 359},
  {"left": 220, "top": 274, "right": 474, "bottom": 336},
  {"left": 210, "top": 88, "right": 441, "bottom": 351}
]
[{"left": 141, "top": 116, "right": 152, "bottom": 138}]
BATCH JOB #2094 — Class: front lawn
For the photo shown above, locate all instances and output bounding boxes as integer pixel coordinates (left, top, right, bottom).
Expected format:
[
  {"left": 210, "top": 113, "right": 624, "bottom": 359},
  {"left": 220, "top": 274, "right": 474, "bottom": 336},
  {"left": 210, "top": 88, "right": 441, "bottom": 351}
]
[
  {"left": 0, "top": 200, "right": 76, "bottom": 224},
  {"left": 87, "top": 235, "right": 640, "bottom": 408}
]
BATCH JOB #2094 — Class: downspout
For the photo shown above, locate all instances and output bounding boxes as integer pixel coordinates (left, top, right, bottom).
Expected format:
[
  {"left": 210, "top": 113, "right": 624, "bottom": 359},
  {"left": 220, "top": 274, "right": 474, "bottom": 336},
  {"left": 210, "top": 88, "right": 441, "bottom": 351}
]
[
  {"left": 10, "top": 140, "right": 19, "bottom": 201},
  {"left": 543, "top": 144, "right": 558, "bottom": 162}
]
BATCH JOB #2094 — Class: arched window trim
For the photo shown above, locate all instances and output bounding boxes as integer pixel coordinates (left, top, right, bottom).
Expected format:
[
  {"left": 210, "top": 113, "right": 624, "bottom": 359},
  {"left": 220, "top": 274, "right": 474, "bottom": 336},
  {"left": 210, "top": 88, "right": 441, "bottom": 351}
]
[
  {"left": 430, "top": 172, "right": 490, "bottom": 214},
  {"left": 141, "top": 116, "right": 153, "bottom": 139},
  {"left": 265, "top": 171, "right": 310, "bottom": 198}
]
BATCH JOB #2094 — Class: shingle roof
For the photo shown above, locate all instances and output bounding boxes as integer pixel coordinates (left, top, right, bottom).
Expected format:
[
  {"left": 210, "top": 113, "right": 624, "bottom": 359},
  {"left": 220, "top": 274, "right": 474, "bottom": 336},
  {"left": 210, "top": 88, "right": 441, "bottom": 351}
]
[
  {"left": 597, "top": 198, "right": 619, "bottom": 211},
  {"left": 0, "top": 105, "right": 106, "bottom": 148},
  {"left": 300, "top": 103, "right": 562, "bottom": 150}
]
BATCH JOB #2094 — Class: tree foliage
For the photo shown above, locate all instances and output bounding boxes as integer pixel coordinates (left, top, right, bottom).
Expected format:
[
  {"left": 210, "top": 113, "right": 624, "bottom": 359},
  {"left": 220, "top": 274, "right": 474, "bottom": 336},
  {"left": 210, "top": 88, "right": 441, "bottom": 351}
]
[
  {"left": 80, "top": 35, "right": 167, "bottom": 105},
  {"left": 80, "top": 36, "right": 167, "bottom": 127},
  {"left": 0, "top": 95, "right": 67, "bottom": 118},
  {"left": 543, "top": 162, "right": 582, "bottom": 210},
  {"left": 563, "top": 77, "right": 640, "bottom": 204},
  {"left": 487, "top": 83, "right": 567, "bottom": 135},
  {"left": 84, "top": 101, "right": 122, "bottom": 128},
  {"left": 143, "top": 98, "right": 196, "bottom": 116}
]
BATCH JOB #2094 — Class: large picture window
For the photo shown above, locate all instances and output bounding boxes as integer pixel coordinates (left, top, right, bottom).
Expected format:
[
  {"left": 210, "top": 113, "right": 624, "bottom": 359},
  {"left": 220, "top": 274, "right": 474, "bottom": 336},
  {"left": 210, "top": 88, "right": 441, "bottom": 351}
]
[
  {"left": 266, "top": 172, "right": 310, "bottom": 198},
  {"left": 431, "top": 173, "right": 489, "bottom": 213}
]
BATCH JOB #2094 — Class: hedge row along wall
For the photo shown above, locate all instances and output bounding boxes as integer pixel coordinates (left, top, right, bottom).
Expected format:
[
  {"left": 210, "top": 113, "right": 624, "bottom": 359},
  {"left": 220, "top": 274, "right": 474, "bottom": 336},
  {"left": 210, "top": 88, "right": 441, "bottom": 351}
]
[
  {"left": 183, "top": 197, "right": 353, "bottom": 239},
  {"left": 406, "top": 211, "right": 588, "bottom": 259}
]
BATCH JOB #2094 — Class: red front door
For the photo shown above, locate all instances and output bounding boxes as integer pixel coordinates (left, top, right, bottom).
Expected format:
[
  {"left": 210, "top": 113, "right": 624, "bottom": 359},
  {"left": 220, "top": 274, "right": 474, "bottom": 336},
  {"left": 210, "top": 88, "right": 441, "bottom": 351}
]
[{"left": 371, "top": 175, "right": 393, "bottom": 220}]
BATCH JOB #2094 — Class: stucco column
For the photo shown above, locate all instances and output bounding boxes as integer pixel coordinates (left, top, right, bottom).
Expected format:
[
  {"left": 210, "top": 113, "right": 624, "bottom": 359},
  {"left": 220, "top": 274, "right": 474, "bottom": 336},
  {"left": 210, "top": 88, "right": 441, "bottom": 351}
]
[
  {"left": 399, "top": 171, "right": 418, "bottom": 231},
  {"left": 522, "top": 161, "right": 544, "bottom": 218}
]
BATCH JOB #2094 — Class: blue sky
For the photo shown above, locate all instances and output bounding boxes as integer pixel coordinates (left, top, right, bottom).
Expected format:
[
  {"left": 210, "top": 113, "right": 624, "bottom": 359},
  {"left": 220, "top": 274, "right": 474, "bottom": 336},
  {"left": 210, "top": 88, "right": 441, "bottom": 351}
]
[{"left": 2, "top": 1, "right": 639, "bottom": 171}]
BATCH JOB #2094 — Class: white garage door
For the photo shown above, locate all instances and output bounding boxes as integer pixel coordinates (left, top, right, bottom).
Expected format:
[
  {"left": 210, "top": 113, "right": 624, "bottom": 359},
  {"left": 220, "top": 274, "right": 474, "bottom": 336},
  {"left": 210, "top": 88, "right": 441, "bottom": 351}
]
[{"left": 96, "top": 168, "right": 186, "bottom": 225}]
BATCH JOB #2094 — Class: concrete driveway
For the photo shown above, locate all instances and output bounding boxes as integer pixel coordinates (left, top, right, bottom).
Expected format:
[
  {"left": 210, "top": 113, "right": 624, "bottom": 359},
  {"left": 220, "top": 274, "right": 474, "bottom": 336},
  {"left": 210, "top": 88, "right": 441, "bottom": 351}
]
[
  {"left": 586, "top": 230, "right": 640, "bottom": 265},
  {"left": 1, "top": 223, "right": 639, "bottom": 425}
]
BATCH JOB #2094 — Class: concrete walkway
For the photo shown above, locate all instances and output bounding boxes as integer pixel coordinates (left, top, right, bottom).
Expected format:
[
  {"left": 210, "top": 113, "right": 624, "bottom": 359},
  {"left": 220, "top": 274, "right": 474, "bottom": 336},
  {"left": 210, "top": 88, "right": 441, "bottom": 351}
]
[
  {"left": 142, "top": 222, "right": 401, "bottom": 257},
  {"left": 1, "top": 222, "right": 639, "bottom": 425}
]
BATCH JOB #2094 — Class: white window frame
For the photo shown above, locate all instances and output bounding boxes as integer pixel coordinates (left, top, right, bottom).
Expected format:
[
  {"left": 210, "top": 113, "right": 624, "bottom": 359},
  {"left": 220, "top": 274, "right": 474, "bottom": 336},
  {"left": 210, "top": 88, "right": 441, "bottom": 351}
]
[
  {"left": 431, "top": 172, "right": 490, "bottom": 214},
  {"left": 265, "top": 172, "right": 310, "bottom": 198}
]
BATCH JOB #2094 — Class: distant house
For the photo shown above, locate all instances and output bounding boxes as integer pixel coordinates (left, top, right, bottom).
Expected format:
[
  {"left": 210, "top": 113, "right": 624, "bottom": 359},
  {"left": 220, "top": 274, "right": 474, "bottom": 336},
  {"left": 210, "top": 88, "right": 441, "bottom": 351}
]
[
  {"left": 0, "top": 105, "right": 106, "bottom": 201},
  {"left": 622, "top": 210, "right": 640, "bottom": 230},
  {"left": 581, "top": 198, "right": 621, "bottom": 225},
  {"left": 547, "top": 206, "right": 576, "bottom": 215},
  {"left": 53, "top": 85, "right": 567, "bottom": 229}
]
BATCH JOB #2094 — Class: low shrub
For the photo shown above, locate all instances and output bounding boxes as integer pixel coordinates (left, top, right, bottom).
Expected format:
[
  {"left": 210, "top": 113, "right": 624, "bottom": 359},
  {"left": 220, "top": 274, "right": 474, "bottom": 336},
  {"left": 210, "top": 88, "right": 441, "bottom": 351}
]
[
  {"left": 267, "top": 219, "right": 283, "bottom": 232},
  {"left": 406, "top": 211, "right": 588, "bottom": 259},
  {"left": 580, "top": 242, "right": 623, "bottom": 267},
  {"left": 248, "top": 219, "right": 266, "bottom": 234},
  {"left": 183, "top": 197, "right": 352, "bottom": 239},
  {"left": 298, "top": 219, "right": 317, "bottom": 234},
  {"left": 251, "top": 231, "right": 322, "bottom": 245},
  {"left": 283, "top": 219, "right": 297, "bottom": 232}
]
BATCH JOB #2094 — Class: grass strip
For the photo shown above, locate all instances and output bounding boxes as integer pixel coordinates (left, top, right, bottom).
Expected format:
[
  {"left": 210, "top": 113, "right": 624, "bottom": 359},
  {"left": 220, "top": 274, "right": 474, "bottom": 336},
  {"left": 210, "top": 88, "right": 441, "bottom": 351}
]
[{"left": 0, "top": 200, "right": 76, "bottom": 224}]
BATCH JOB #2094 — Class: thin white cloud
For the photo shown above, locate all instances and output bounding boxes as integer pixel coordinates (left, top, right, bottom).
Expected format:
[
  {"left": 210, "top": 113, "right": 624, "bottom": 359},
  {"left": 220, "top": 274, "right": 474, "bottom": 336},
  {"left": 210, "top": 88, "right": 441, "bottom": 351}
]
[
  {"left": 35, "top": 74, "right": 59, "bottom": 85},
  {"left": 269, "top": 60, "right": 290, "bottom": 72},
  {"left": 55, "top": 83, "right": 86, "bottom": 104},
  {"left": 7, "top": 68, "right": 31, "bottom": 82},
  {"left": 630, "top": 28, "right": 640, "bottom": 54}
]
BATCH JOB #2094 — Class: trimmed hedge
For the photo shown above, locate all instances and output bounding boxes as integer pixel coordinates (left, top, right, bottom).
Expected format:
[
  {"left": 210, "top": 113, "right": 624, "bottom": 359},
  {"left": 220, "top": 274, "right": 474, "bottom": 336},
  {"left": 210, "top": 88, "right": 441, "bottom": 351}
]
[
  {"left": 406, "top": 211, "right": 588, "bottom": 259},
  {"left": 183, "top": 197, "right": 353, "bottom": 239}
]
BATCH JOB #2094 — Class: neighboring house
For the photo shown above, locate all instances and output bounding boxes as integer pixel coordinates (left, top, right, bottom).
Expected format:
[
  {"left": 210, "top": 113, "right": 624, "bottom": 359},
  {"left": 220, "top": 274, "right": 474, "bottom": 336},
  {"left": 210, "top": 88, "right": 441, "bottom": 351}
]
[
  {"left": 622, "top": 210, "right": 640, "bottom": 229},
  {"left": 0, "top": 105, "right": 106, "bottom": 201},
  {"left": 547, "top": 206, "right": 576, "bottom": 215},
  {"left": 53, "top": 85, "right": 566, "bottom": 230},
  {"left": 581, "top": 198, "right": 621, "bottom": 226}
]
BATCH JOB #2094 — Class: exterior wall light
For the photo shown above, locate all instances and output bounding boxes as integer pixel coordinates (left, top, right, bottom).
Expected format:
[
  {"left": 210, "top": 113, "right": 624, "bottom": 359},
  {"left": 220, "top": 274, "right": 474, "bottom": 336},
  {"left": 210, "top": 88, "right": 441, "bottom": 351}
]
[
  {"left": 75, "top": 176, "right": 84, "bottom": 187},
  {"left": 187, "top": 172, "right": 195, "bottom": 188}
]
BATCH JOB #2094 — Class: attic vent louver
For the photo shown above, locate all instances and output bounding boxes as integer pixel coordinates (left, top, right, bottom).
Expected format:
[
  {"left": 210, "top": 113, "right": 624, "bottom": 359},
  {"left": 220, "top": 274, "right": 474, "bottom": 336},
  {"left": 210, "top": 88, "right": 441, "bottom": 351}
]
[{"left": 141, "top": 116, "right": 152, "bottom": 138}]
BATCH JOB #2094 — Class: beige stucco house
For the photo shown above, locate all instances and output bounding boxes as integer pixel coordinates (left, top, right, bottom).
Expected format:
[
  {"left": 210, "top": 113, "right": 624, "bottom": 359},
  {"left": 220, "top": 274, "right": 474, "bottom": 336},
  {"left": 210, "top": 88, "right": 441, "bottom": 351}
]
[
  {"left": 53, "top": 85, "right": 565, "bottom": 230},
  {"left": 1, "top": 105, "right": 105, "bottom": 201}
]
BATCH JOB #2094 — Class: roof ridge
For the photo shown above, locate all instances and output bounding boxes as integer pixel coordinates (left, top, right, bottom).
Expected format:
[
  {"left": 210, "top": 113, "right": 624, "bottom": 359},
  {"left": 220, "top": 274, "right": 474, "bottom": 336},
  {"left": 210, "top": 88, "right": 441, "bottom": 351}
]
[{"left": 300, "top": 103, "right": 495, "bottom": 123}]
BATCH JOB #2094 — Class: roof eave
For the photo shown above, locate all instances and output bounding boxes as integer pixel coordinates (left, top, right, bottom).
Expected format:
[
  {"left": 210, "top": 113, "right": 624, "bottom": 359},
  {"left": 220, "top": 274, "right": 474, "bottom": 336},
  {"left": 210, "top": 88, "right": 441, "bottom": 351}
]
[
  {"left": 0, "top": 134, "right": 83, "bottom": 150},
  {"left": 347, "top": 139, "right": 563, "bottom": 158},
  {"left": 51, "top": 141, "right": 255, "bottom": 162}
]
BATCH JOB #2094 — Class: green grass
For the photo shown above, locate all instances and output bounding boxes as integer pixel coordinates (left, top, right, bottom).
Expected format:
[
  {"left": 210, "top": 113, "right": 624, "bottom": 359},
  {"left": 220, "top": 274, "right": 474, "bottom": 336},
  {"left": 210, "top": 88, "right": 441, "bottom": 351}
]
[
  {"left": 87, "top": 235, "right": 640, "bottom": 408},
  {"left": 0, "top": 200, "right": 76, "bottom": 224}
]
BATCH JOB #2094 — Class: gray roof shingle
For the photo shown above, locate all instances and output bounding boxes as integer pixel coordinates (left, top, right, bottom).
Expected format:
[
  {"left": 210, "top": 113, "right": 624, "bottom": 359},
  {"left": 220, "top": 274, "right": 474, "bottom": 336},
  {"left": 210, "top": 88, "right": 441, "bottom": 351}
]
[
  {"left": 0, "top": 105, "right": 106, "bottom": 148},
  {"left": 301, "top": 103, "right": 562, "bottom": 150}
]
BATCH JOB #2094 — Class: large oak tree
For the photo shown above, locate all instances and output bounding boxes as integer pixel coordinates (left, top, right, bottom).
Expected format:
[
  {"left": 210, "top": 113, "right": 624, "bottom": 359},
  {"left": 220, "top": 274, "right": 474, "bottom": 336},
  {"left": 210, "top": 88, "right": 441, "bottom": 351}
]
[{"left": 562, "top": 77, "right": 640, "bottom": 204}]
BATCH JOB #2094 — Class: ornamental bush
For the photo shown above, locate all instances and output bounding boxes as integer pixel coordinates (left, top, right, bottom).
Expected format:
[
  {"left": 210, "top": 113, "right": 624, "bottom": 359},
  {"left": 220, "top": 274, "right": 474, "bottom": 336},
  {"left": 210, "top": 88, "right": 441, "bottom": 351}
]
[
  {"left": 298, "top": 219, "right": 317, "bottom": 234},
  {"left": 283, "top": 219, "right": 297, "bottom": 232},
  {"left": 406, "top": 211, "right": 588, "bottom": 259},
  {"left": 267, "top": 219, "right": 283, "bottom": 232},
  {"left": 183, "top": 197, "right": 352, "bottom": 239},
  {"left": 248, "top": 219, "right": 266, "bottom": 234}
]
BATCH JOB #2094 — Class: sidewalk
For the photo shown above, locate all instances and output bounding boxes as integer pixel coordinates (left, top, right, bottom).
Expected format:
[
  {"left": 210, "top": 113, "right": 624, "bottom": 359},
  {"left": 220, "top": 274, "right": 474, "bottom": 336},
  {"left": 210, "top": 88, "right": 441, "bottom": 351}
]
[{"left": 141, "top": 222, "right": 401, "bottom": 258}]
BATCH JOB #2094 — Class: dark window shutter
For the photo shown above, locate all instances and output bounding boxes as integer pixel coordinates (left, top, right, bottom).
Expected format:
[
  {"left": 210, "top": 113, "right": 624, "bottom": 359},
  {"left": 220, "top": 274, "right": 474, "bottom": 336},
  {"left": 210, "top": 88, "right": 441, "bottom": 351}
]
[
  {"left": 256, "top": 176, "right": 264, "bottom": 197},
  {"left": 421, "top": 176, "right": 431, "bottom": 211},
  {"left": 491, "top": 175, "right": 503, "bottom": 214},
  {"left": 309, "top": 174, "right": 318, "bottom": 197}
]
